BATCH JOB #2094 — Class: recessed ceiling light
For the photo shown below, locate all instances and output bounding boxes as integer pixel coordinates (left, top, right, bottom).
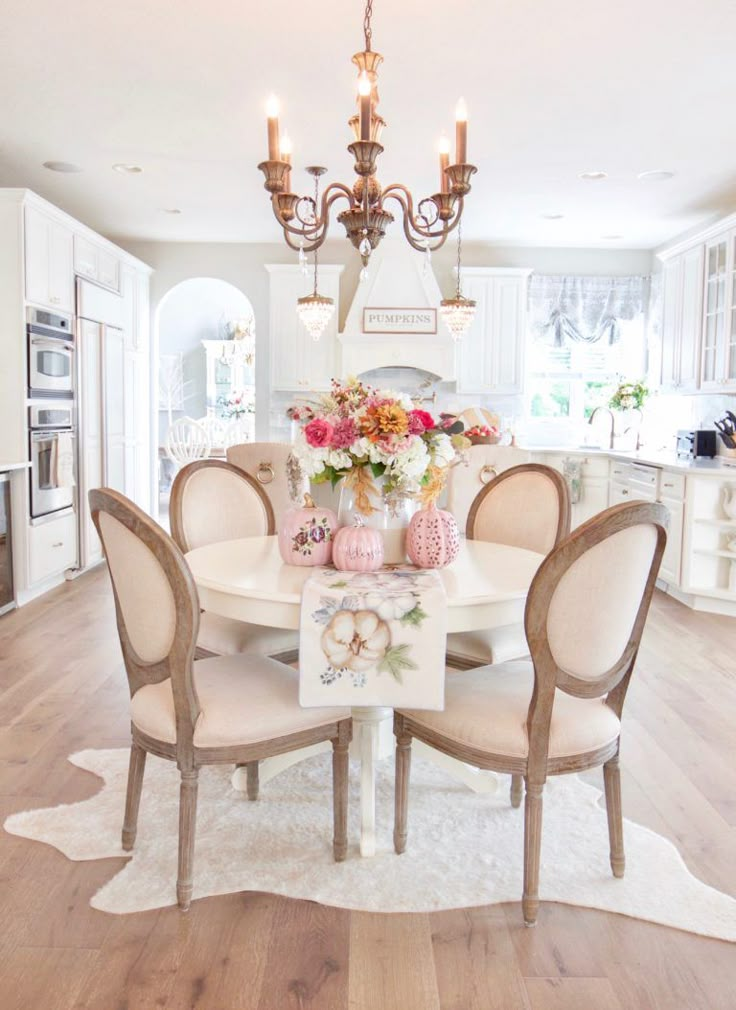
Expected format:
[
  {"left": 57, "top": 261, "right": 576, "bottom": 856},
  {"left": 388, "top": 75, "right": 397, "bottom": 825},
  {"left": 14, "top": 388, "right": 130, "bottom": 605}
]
[
  {"left": 578, "top": 171, "right": 608, "bottom": 181},
  {"left": 637, "top": 169, "right": 675, "bottom": 182},
  {"left": 163, "top": 208, "right": 182, "bottom": 215},
  {"left": 42, "top": 161, "right": 83, "bottom": 173},
  {"left": 112, "top": 163, "right": 143, "bottom": 174},
  {"left": 540, "top": 213, "right": 564, "bottom": 220},
  {"left": 601, "top": 234, "right": 623, "bottom": 240}
]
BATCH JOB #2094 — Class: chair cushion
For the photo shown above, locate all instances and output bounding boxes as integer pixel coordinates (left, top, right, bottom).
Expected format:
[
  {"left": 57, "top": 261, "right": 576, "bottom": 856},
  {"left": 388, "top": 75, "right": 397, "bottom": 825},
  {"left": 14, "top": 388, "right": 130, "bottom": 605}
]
[
  {"left": 131, "top": 654, "right": 349, "bottom": 748},
  {"left": 400, "top": 660, "right": 620, "bottom": 760},
  {"left": 197, "top": 612, "right": 298, "bottom": 658},
  {"left": 446, "top": 624, "right": 529, "bottom": 667}
]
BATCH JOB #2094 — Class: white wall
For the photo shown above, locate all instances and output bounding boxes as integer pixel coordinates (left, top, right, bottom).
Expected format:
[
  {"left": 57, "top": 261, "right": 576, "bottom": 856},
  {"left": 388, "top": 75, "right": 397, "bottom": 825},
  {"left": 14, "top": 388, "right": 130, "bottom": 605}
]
[{"left": 157, "top": 277, "right": 252, "bottom": 443}]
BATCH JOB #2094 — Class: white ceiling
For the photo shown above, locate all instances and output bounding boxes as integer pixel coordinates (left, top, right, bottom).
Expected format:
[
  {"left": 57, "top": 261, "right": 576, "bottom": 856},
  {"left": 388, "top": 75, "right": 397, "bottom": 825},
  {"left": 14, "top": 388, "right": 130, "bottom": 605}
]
[{"left": 3, "top": 0, "right": 736, "bottom": 249}]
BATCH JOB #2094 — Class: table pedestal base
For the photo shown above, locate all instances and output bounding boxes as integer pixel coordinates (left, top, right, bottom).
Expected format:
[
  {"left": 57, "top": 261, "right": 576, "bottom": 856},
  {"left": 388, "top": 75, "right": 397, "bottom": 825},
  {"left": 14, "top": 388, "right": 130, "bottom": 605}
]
[{"left": 230, "top": 709, "right": 500, "bottom": 857}]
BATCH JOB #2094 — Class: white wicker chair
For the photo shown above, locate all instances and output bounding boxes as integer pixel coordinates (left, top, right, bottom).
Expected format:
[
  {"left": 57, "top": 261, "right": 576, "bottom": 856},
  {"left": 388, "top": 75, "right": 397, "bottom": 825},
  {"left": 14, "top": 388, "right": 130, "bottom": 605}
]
[{"left": 165, "top": 418, "right": 211, "bottom": 465}]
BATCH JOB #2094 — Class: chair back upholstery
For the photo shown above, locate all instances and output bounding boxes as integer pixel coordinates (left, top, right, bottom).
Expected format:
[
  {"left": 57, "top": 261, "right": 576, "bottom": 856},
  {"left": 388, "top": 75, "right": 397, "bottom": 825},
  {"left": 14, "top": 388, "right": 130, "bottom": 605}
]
[
  {"left": 523, "top": 501, "right": 668, "bottom": 770},
  {"left": 226, "top": 441, "right": 308, "bottom": 529},
  {"left": 447, "top": 445, "right": 532, "bottom": 533},
  {"left": 89, "top": 488, "right": 200, "bottom": 750},
  {"left": 467, "top": 463, "right": 571, "bottom": 555},
  {"left": 165, "top": 417, "right": 211, "bottom": 464},
  {"left": 169, "top": 459, "right": 275, "bottom": 553}
]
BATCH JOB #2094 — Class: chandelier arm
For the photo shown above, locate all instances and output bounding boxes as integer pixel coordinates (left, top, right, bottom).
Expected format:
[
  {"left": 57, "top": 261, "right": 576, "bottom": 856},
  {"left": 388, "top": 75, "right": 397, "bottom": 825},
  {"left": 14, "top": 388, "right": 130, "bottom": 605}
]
[
  {"left": 281, "top": 189, "right": 357, "bottom": 253},
  {"left": 381, "top": 187, "right": 459, "bottom": 248},
  {"left": 270, "top": 184, "right": 354, "bottom": 240}
]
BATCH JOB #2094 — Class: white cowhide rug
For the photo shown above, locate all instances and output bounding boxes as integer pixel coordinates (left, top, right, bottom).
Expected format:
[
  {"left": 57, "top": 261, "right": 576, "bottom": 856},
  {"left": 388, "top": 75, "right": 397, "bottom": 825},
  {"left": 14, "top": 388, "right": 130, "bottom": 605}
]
[{"left": 4, "top": 748, "right": 736, "bottom": 940}]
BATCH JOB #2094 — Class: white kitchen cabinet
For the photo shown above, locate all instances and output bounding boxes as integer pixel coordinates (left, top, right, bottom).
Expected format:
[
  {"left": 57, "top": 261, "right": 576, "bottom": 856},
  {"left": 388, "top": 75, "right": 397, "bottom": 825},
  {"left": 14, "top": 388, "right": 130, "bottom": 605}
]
[
  {"left": 659, "top": 494, "right": 685, "bottom": 585},
  {"left": 456, "top": 268, "right": 530, "bottom": 395},
  {"left": 660, "top": 246, "right": 704, "bottom": 392},
  {"left": 73, "top": 233, "right": 121, "bottom": 292},
  {"left": 24, "top": 204, "right": 74, "bottom": 312},
  {"left": 700, "top": 233, "right": 730, "bottom": 390},
  {"left": 267, "top": 264, "right": 342, "bottom": 391},
  {"left": 532, "top": 452, "right": 609, "bottom": 529},
  {"left": 28, "top": 512, "right": 77, "bottom": 585}
]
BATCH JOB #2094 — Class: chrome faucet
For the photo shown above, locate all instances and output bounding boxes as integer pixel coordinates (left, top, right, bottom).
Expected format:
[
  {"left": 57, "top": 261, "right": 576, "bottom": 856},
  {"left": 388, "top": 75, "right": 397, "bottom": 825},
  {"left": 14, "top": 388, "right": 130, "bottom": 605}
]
[{"left": 588, "top": 406, "right": 615, "bottom": 449}]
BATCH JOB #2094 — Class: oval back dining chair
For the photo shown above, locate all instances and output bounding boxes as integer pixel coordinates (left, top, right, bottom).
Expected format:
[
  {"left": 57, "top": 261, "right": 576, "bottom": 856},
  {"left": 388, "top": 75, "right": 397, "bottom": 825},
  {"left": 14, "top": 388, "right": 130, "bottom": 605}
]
[
  {"left": 394, "top": 500, "right": 668, "bottom": 926},
  {"left": 90, "top": 487, "right": 351, "bottom": 911},
  {"left": 165, "top": 417, "right": 211, "bottom": 466},
  {"left": 223, "top": 415, "right": 255, "bottom": 448},
  {"left": 446, "top": 445, "right": 532, "bottom": 534},
  {"left": 170, "top": 460, "right": 297, "bottom": 661},
  {"left": 447, "top": 462, "right": 571, "bottom": 669},
  {"left": 226, "top": 441, "right": 308, "bottom": 529}
]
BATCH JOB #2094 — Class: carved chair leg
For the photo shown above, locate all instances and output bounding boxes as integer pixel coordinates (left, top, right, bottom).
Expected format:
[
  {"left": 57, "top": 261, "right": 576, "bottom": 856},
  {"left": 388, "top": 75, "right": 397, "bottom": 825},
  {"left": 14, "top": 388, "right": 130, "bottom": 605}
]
[
  {"left": 394, "top": 716, "right": 412, "bottom": 855},
  {"left": 332, "top": 721, "right": 351, "bottom": 862},
  {"left": 510, "top": 773, "right": 523, "bottom": 808},
  {"left": 122, "top": 744, "right": 146, "bottom": 851},
  {"left": 522, "top": 779, "right": 544, "bottom": 927},
  {"left": 177, "top": 769, "right": 199, "bottom": 911},
  {"left": 246, "top": 761, "right": 259, "bottom": 801},
  {"left": 603, "top": 755, "right": 625, "bottom": 878}
]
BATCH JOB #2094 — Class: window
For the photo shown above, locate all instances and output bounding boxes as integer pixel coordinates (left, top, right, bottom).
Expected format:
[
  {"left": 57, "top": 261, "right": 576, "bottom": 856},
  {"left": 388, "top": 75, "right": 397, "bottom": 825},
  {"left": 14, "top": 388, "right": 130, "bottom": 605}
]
[{"left": 526, "top": 276, "right": 647, "bottom": 429}]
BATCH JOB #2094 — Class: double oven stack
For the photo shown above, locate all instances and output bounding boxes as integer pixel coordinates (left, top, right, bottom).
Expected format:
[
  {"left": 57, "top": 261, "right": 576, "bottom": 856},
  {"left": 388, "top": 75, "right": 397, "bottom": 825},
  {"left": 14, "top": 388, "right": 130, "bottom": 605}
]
[{"left": 26, "top": 308, "right": 77, "bottom": 525}]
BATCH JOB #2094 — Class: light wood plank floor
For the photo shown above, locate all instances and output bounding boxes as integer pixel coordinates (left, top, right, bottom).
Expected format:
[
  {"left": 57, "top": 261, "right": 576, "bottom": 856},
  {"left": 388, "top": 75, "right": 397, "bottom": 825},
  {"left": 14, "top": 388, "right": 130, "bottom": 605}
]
[{"left": 0, "top": 568, "right": 734, "bottom": 1010}]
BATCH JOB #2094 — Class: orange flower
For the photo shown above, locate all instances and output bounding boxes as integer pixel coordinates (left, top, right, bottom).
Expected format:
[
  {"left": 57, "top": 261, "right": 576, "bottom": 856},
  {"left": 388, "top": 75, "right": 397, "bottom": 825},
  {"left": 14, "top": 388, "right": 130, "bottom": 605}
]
[{"left": 361, "top": 403, "right": 409, "bottom": 441}]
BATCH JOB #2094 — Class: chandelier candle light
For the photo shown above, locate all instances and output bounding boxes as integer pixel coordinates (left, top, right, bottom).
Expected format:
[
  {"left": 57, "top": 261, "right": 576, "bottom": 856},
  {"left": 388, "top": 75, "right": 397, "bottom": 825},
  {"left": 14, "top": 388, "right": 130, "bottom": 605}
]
[{"left": 258, "top": 0, "right": 478, "bottom": 273}]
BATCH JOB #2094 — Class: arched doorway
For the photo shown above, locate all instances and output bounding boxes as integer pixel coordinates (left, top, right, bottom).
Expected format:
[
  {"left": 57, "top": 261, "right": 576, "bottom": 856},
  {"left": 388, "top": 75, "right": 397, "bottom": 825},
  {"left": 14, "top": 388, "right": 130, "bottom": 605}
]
[{"left": 155, "top": 277, "right": 256, "bottom": 513}]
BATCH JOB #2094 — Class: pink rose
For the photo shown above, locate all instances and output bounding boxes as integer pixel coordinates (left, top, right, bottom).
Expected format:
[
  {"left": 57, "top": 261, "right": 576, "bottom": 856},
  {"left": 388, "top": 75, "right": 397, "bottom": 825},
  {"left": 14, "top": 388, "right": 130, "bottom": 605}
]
[
  {"left": 304, "top": 418, "right": 334, "bottom": 448},
  {"left": 408, "top": 409, "right": 435, "bottom": 433}
]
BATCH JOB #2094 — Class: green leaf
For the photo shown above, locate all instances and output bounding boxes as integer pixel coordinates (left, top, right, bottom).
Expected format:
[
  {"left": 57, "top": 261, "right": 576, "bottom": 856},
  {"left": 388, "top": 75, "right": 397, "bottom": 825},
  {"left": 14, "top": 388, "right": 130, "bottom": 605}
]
[
  {"left": 378, "top": 644, "right": 418, "bottom": 684},
  {"left": 311, "top": 470, "right": 330, "bottom": 485},
  {"left": 329, "top": 580, "right": 349, "bottom": 589},
  {"left": 370, "top": 462, "right": 386, "bottom": 479},
  {"left": 399, "top": 604, "right": 428, "bottom": 627}
]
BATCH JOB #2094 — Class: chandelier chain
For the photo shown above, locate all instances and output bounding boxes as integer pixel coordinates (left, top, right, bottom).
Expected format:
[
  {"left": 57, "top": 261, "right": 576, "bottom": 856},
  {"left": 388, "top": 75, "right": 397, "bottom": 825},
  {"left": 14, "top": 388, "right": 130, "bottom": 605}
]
[
  {"left": 313, "top": 172, "right": 320, "bottom": 295},
  {"left": 456, "top": 218, "right": 463, "bottom": 297},
  {"left": 363, "top": 0, "right": 373, "bottom": 51}
]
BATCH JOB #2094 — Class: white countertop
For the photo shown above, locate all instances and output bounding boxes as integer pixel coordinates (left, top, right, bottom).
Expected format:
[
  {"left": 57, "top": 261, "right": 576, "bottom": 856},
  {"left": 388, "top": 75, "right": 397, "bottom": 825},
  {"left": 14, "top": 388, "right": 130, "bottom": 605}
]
[
  {"left": 0, "top": 462, "right": 30, "bottom": 471},
  {"left": 522, "top": 445, "right": 736, "bottom": 475}
]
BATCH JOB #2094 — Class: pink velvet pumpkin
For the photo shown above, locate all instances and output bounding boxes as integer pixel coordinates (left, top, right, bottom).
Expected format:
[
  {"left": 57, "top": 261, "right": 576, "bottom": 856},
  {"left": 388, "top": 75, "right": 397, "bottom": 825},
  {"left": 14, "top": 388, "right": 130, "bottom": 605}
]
[
  {"left": 332, "top": 515, "right": 384, "bottom": 572},
  {"left": 406, "top": 503, "right": 460, "bottom": 569},
  {"left": 278, "top": 493, "right": 337, "bottom": 566}
]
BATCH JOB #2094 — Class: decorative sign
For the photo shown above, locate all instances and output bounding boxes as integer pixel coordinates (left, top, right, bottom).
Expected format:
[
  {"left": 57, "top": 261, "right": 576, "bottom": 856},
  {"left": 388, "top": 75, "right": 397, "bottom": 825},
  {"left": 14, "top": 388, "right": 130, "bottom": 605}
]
[{"left": 362, "top": 307, "right": 437, "bottom": 335}]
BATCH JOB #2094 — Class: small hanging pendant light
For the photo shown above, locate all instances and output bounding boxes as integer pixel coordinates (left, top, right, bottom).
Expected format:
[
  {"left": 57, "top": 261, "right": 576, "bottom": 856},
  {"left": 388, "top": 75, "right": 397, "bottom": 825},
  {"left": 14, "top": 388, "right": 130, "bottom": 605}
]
[
  {"left": 439, "top": 219, "right": 476, "bottom": 340},
  {"left": 297, "top": 167, "right": 335, "bottom": 341}
]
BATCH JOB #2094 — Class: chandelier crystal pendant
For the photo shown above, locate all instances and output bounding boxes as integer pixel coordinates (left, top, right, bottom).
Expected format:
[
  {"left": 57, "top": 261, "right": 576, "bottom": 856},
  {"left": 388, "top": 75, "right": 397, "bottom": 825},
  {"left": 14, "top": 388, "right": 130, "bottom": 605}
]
[
  {"left": 296, "top": 167, "right": 336, "bottom": 341},
  {"left": 439, "top": 221, "right": 476, "bottom": 340},
  {"left": 258, "top": 0, "right": 477, "bottom": 267}
]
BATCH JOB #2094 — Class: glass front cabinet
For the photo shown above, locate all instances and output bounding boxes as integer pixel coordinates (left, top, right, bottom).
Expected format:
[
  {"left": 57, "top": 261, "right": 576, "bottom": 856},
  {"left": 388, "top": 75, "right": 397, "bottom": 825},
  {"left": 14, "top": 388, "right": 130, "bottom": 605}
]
[{"left": 701, "top": 232, "right": 736, "bottom": 390}]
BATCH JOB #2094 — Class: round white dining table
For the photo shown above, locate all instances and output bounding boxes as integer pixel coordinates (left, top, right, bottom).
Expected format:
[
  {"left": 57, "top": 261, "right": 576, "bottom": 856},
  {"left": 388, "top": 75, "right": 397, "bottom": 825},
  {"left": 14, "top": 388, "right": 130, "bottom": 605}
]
[{"left": 186, "top": 535, "right": 544, "bottom": 857}]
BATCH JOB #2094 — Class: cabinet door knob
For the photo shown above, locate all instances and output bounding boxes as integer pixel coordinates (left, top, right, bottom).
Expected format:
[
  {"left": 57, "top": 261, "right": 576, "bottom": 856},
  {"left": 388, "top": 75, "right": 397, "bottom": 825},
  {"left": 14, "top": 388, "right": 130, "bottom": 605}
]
[{"left": 52, "top": 541, "right": 63, "bottom": 547}]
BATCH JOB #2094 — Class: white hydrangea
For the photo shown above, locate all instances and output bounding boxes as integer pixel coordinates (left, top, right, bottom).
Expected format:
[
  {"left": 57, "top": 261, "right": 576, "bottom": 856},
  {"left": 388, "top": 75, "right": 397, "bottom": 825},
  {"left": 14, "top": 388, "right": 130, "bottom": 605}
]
[
  {"left": 326, "top": 449, "right": 353, "bottom": 471},
  {"left": 430, "top": 432, "right": 456, "bottom": 468},
  {"left": 376, "top": 388, "right": 414, "bottom": 412},
  {"left": 391, "top": 436, "right": 429, "bottom": 480}
]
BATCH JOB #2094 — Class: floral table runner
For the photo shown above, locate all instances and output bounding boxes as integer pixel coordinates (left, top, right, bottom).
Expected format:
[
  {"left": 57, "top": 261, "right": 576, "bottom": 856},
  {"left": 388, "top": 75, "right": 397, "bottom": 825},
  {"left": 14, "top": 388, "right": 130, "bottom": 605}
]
[{"left": 299, "top": 568, "right": 447, "bottom": 709}]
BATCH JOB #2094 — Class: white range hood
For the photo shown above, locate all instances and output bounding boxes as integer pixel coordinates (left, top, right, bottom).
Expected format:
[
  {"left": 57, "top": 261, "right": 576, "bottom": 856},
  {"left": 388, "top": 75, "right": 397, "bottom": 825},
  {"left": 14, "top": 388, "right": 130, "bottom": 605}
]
[{"left": 340, "top": 242, "right": 456, "bottom": 380}]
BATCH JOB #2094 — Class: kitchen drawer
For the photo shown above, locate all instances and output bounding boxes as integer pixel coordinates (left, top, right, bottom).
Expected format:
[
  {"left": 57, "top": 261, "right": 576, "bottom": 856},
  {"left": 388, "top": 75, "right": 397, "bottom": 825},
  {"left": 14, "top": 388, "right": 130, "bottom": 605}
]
[
  {"left": 609, "top": 481, "right": 632, "bottom": 505},
  {"left": 659, "top": 471, "right": 686, "bottom": 500},
  {"left": 28, "top": 513, "right": 77, "bottom": 584},
  {"left": 629, "top": 463, "right": 659, "bottom": 489},
  {"left": 609, "top": 460, "right": 630, "bottom": 482}
]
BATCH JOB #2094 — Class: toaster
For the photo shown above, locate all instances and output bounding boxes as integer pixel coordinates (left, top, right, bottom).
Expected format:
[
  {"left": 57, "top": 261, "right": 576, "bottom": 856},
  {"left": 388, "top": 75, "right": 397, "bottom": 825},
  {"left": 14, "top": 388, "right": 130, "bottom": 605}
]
[{"left": 676, "top": 429, "right": 717, "bottom": 459}]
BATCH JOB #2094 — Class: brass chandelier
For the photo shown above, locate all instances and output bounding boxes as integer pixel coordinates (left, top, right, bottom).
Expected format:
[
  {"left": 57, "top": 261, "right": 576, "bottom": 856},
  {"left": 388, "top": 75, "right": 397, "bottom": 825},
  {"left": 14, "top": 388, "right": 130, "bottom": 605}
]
[{"left": 257, "top": 0, "right": 478, "bottom": 273}]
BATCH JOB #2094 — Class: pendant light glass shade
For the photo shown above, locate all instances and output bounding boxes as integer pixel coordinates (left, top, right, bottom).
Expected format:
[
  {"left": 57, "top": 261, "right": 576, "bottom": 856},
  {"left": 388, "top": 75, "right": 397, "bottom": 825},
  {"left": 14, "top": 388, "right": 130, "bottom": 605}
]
[
  {"left": 297, "top": 292, "right": 335, "bottom": 340},
  {"left": 439, "top": 294, "right": 476, "bottom": 340}
]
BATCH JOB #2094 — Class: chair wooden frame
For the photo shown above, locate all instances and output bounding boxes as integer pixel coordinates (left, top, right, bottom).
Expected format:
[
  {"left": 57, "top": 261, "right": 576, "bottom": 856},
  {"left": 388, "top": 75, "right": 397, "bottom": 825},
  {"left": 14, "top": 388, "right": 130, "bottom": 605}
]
[
  {"left": 169, "top": 459, "right": 276, "bottom": 554},
  {"left": 396, "top": 501, "right": 668, "bottom": 926},
  {"left": 451, "top": 463, "right": 572, "bottom": 807},
  {"left": 90, "top": 487, "right": 351, "bottom": 911}
]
